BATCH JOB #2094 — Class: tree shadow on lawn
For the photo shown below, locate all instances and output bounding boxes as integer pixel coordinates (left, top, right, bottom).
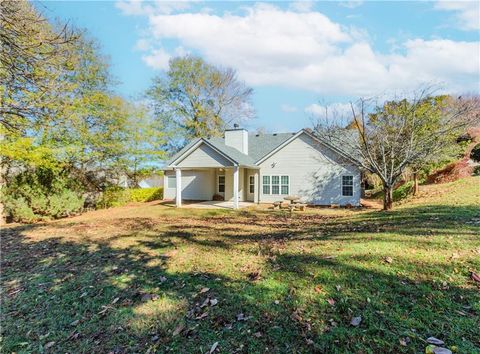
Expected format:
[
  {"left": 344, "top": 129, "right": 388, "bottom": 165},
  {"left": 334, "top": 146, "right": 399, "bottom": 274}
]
[{"left": 1, "top": 204, "right": 479, "bottom": 353}]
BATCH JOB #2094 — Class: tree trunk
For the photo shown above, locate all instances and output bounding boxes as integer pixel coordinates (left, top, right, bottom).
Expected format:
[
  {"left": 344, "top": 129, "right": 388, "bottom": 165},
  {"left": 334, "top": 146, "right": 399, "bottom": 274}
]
[
  {"left": 413, "top": 172, "right": 419, "bottom": 196},
  {"left": 383, "top": 185, "right": 393, "bottom": 210}
]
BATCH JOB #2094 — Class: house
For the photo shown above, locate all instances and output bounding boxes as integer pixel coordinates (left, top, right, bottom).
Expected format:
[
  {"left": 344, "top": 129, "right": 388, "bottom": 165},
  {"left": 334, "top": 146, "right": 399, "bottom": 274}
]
[{"left": 163, "top": 126, "right": 361, "bottom": 208}]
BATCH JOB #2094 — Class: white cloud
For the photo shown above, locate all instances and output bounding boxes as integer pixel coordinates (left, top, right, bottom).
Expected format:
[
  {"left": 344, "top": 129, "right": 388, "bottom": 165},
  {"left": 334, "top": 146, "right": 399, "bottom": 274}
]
[
  {"left": 435, "top": 1, "right": 480, "bottom": 31},
  {"left": 339, "top": 1, "right": 364, "bottom": 9},
  {"left": 289, "top": 1, "right": 315, "bottom": 13},
  {"left": 135, "top": 38, "right": 151, "bottom": 51},
  {"left": 120, "top": 2, "right": 480, "bottom": 96},
  {"left": 116, "top": 0, "right": 195, "bottom": 16},
  {"left": 142, "top": 47, "right": 171, "bottom": 70},
  {"left": 281, "top": 104, "right": 298, "bottom": 113},
  {"left": 305, "top": 102, "right": 353, "bottom": 119}
]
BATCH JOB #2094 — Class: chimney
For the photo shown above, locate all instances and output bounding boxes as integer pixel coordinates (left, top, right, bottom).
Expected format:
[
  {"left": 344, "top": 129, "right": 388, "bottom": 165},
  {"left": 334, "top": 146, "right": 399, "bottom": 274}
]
[{"left": 224, "top": 125, "right": 248, "bottom": 154}]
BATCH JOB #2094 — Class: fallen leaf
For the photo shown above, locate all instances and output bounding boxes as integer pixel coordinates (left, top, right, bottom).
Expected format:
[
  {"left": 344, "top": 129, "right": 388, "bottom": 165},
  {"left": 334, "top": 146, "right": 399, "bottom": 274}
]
[
  {"left": 69, "top": 319, "right": 80, "bottom": 326},
  {"left": 314, "top": 285, "right": 323, "bottom": 293},
  {"left": 195, "top": 312, "right": 208, "bottom": 320},
  {"left": 199, "top": 287, "right": 210, "bottom": 294},
  {"left": 350, "top": 316, "right": 362, "bottom": 327},
  {"left": 209, "top": 341, "right": 219, "bottom": 353},
  {"left": 327, "top": 298, "right": 336, "bottom": 306},
  {"left": 111, "top": 297, "right": 120, "bottom": 304},
  {"left": 200, "top": 298, "right": 210, "bottom": 308},
  {"left": 159, "top": 276, "right": 167, "bottom": 283},
  {"left": 335, "top": 285, "right": 342, "bottom": 291},
  {"left": 432, "top": 347, "right": 452, "bottom": 354},
  {"left": 210, "top": 298, "right": 218, "bottom": 306},
  {"left": 173, "top": 323, "right": 185, "bottom": 336},
  {"left": 236, "top": 313, "right": 246, "bottom": 321},
  {"left": 384, "top": 256, "right": 393, "bottom": 264},
  {"left": 44, "top": 341, "right": 55, "bottom": 349},
  {"left": 427, "top": 337, "right": 445, "bottom": 346},
  {"left": 471, "top": 271, "right": 480, "bottom": 283},
  {"left": 399, "top": 337, "right": 410, "bottom": 346}
]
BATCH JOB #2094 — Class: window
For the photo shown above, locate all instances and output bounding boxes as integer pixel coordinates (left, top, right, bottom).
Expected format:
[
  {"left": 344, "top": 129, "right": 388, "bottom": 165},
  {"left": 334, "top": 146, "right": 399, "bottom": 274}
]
[
  {"left": 342, "top": 175, "right": 353, "bottom": 196},
  {"left": 249, "top": 176, "right": 255, "bottom": 194},
  {"left": 262, "top": 175, "right": 289, "bottom": 195},
  {"left": 272, "top": 176, "right": 280, "bottom": 194},
  {"left": 281, "top": 176, "right": 289, "bottom": 195},
  {"left": 262, "top": 176, "right": 270, "bottom": 195},
  {"left": 218, "top": 175, "right": 225, "bottom": 193},
  {"left": 167, "top": 176, "right": 176, "bottom": 188}
]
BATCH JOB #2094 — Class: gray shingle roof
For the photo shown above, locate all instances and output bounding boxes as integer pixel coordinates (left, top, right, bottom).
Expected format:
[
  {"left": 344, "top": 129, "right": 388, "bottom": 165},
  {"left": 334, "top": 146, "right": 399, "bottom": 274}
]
[
  {"left": 247, "top": 132, "right": 296, "bottom": 162},
  {"left": 165, "top": 130, "right": 362, "bottom": 168}
]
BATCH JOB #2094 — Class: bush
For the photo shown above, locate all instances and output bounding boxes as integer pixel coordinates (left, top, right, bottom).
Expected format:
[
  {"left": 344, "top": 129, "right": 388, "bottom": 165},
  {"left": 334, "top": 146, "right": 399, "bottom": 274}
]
[
  {"left": 393, "top": 181, "right": 414, "bottom": 202},
  {"left": 129, "top": 187, "right": 163, "bottom": 202},
  {"left": 97, "top": 187, "right": 163, "bottom": 208},
  {"left": 470, "top": 143, "right": 480, "bottom": 162},
  {"left": 2, "top": 168, "right": 84, "bottom": 223},
  {"left": 97, "top": 187, "right": 130, "bottom": 208}
]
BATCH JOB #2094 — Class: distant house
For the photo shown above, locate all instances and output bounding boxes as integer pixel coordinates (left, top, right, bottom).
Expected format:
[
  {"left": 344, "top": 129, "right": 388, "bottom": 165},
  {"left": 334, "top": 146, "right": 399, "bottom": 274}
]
[
  {"left": 138, "top": 174, "right": 164, "bottom": 188},
  {"left": 163, "top": 126, "right": 361, "bottom": 208}
]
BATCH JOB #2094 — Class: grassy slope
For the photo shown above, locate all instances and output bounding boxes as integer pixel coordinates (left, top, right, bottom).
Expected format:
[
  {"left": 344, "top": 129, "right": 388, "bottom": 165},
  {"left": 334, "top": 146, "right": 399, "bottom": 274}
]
[{"left": 1, "top": 177, "right": 479, "bottom": 353}]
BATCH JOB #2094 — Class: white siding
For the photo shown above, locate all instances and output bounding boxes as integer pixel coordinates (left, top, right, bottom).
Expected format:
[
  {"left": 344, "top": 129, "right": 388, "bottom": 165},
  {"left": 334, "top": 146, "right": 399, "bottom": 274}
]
[
  {"left": 176, "top": 143, "right": 233, "bottom": 168},
  {"left": 258, "top": 133, "right": 361, "bottom": 206},
  {"left": 163, "top": 169, "right": 215, "bottom": 201}
]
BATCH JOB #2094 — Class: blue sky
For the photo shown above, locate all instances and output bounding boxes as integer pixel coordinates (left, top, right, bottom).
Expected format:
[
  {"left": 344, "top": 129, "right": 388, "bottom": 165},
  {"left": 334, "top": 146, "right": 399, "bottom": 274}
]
[{"left": 37, "top": 0, "right": 479, "bottom": 132}]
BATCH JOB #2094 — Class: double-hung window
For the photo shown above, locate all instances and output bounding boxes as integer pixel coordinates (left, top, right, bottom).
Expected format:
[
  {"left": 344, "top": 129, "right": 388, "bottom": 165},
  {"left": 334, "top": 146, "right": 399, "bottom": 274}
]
[
  {"left": 262, "top": 176, "right": 271, "bottom": 195},
  {"left": 218, "top": 175, "right": 225, "bottom": 193},
  {"left": 249, "top": 176, "right": 255, "bottom": 194},
  {"left": 262, "top": 175, "right": 289, "bottom": 195},
  {"left": 281, "top": 176, "right": 289, "bottom": 195},
  {"left": 342, "top": 175, "right": 353, "bottom": 196}
]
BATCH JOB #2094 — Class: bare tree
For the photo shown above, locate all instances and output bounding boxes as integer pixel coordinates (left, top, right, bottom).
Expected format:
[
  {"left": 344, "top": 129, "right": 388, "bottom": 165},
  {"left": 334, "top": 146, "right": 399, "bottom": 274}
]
[{"left": 314, "top": 88, "right": 480, "bottom": 210}]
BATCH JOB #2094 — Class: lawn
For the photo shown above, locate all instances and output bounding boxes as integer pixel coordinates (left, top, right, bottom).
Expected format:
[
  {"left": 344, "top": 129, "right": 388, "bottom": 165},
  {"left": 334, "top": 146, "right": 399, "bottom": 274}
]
[{"left": 1, "top": 177, "right": 479, "bottom": 353}]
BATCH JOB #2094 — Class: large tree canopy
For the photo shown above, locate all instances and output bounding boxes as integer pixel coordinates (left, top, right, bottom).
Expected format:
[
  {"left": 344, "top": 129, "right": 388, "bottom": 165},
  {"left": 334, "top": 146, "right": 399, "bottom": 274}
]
[
  {"left": 315, "top": 89, "right": 479, "bottom": 210},
  {"left": 147, "top": 55, "right": 254, "bottom": 149}
]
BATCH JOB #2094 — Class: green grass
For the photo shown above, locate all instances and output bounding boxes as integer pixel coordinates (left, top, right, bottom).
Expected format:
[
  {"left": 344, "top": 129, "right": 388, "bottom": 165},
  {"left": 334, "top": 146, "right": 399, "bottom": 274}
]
[{"left": 1, "top": 177, "right": 479, "bottom": 353}]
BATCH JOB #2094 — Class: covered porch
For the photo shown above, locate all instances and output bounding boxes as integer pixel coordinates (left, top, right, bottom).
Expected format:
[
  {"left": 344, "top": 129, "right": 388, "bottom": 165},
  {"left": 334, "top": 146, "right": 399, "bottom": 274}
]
[{"left": 164, "top": 166, "right": 260, "bottom": 209}]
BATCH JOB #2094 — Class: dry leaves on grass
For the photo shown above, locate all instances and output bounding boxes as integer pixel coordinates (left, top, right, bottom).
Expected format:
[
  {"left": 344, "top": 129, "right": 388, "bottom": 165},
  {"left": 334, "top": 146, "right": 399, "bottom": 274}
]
[{"left": 350, "top": 316, "right": 362, "bottom": 327}]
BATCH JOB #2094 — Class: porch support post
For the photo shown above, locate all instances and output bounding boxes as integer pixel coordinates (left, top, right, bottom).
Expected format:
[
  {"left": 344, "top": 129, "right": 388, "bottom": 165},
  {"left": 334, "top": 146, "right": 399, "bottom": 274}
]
[
  {"left": 233, "top": 165, "right": 239, "bottom": 209},
  {"left": 254, "top": 170, "right": 260, "bottom": 204},
  {"left": 175, "top": 168, "right": 182, "bottom": 207}
]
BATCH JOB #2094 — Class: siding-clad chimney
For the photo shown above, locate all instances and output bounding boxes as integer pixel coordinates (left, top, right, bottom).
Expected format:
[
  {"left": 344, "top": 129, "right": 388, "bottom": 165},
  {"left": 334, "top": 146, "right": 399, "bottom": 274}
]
[{"left": 224, "top": 125, "right": 248, "bottom": 155}]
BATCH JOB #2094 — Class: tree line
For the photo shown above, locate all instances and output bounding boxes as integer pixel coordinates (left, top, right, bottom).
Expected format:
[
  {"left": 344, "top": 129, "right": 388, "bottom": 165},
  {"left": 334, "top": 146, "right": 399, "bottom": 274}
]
[
  {"left": 1, "top": 0, "right": 478, "bottom": 221},
  {"left": 0, "top": 0, "right": 253, "bottom": 222}
]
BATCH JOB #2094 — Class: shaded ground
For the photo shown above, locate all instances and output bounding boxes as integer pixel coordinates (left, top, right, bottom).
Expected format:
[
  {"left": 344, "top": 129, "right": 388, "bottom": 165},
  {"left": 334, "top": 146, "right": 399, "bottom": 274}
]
[{"left": 1, "top": 177, "right": 479, "bottom": 353}]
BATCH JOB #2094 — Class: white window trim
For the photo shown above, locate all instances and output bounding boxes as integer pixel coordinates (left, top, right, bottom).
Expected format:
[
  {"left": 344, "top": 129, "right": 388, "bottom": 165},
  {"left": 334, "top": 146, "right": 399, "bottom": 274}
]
[
  {"left": 217, "top": 174, "right": 225, "bottom": 194},
  {"left": 262, "top": 175, "right": 290, "bottom": 196},
  {"left": 341, "top": 175, "right": 354, "bottom": 197}
]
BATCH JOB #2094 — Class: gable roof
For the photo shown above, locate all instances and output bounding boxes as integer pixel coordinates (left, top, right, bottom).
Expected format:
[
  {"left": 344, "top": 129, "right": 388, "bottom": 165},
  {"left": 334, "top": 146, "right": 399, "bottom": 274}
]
[
  {"left": 166, "top": 137, "right": 256, "bottom": 167},
  {"left": 164, "top": 128, "right": 360, "bottom": 169}
]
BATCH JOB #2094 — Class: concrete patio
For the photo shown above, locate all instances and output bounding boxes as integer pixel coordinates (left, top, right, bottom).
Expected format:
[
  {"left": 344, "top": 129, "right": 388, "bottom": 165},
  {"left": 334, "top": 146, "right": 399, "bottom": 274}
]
[{"left": 178, "top": 201, "right": 256, "bottom": 209}]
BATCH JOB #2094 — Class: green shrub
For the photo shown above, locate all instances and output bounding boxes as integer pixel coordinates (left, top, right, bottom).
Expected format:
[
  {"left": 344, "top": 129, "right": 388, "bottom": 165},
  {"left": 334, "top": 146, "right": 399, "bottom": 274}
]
[
  {"left": 470, "top": 143, "right": 480, "bottom": 162},
  {"left": 393, "top": 181, "right": 414, "bottom": 202},
  {"left": 2, "top": 168, "right": 84, "bottom": 223},
  {"left": 129, "top": 187, "right": 163, "bottom": 202},
  {"left": 97, "top": 187, "right": 130, "bottom": 209},
  {"left": 97, "top": 187, "right": 163, "bottom": 208}
]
